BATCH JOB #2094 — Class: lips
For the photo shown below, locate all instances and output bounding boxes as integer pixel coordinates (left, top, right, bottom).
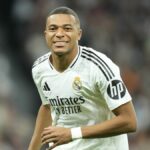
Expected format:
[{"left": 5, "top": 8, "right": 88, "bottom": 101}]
[
  {"left": 53, "top": 41, "right": 69, "bottom": 47},
  {"left": 53, "top": 41, "right": 68, "bottom": 43}
]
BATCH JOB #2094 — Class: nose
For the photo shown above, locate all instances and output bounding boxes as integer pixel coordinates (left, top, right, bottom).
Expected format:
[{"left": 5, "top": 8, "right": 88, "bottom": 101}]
[{"left": 55, "top": 28, "right": 64, "bottom": 38}]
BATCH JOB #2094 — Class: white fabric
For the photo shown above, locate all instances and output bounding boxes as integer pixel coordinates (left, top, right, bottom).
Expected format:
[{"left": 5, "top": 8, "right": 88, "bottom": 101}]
[{"left": 32, "top": 46, "right": 131, "bottom": 150}]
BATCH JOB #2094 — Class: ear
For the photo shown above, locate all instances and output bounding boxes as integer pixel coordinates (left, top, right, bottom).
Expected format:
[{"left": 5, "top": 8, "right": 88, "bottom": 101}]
[
  {"left": 44, "top": 30, "right": 49, "bottom": 44},
  {"left": 44, "top": 30, "right": 49, "bottom": 42},
  {"left": 78, "top": 29, "right": 82, "bottom": 40},
  {"left": 44, "top": 30, "right": 47, "bottom": 37}
]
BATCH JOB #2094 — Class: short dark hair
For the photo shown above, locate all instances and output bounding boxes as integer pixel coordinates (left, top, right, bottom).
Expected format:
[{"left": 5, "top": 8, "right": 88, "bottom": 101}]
[{"left": 47, "top": 6, "right": 80, "bottom": 27}]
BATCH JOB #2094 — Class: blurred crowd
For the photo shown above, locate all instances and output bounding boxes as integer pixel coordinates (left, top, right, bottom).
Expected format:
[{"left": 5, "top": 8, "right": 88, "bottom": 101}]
[{"left": 0, "top": 0, "right": 150, "bottom": 149}]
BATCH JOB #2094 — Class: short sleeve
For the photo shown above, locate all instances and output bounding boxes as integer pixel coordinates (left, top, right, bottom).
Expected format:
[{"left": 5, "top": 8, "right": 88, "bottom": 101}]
[
  {"left": 32, "top": 68, "right": 50, "bottom": 105},
  {"left": 95, "top": 54, "right": 132, "bottom": 110}
]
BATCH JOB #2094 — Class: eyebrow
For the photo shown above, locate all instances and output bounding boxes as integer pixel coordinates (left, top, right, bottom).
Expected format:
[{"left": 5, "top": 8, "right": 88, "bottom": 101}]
[{"left": 47, "top": 24, "right": 73, "bottom": 28}]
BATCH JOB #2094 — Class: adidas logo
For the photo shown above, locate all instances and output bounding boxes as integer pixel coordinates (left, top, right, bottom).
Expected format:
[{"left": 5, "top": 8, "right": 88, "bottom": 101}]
[{"left": 43, "top": 82, "right": 51, "bottom": 91}]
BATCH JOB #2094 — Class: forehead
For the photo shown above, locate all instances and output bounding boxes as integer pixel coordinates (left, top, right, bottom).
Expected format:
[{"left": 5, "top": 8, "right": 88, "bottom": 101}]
[{"left": 46, "top": 14, "right": 77, "bottom": 26}]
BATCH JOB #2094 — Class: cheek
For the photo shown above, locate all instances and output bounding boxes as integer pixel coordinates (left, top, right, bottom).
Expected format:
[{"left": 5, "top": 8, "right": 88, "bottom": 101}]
[
  {"left": 45, "top": 34, "right": 53, "bottom": 43},
  {"left": 69, "top": 33, "right": 79, "bottom": 41},
  {"left": 45, "top": 37, "right": 50, "bottom": 45}
]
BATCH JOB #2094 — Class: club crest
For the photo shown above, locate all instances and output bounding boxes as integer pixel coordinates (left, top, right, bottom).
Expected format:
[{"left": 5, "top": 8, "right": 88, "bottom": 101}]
[{"left": 72, "top": 76, "right": 82, "bottom": 91}]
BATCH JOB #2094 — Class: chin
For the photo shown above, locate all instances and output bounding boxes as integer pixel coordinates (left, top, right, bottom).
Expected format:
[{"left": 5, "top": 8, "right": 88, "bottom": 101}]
[
  {"left": 53, "top": 48, "right": 71, "bottom": 56},
  {"left": 53, "top": 50, "right": 68, "bottom": 56},
  {"left": 54, "top": 51, "right": 65, "bottom": 56}
]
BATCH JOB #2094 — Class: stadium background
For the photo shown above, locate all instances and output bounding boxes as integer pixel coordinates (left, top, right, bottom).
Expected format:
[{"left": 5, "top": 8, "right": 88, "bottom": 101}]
[{"left": 0, "top": 0, "right": 150, "bottom": 149}]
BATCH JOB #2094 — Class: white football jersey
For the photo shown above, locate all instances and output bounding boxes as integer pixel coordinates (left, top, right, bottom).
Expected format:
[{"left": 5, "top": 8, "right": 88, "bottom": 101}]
[{"left": 32, "top": 46, "right": 131, "bottom": 150}]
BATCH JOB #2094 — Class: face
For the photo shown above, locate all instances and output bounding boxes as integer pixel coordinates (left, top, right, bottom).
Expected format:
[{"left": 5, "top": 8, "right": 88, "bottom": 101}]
[{"left": 45, "top": 14, "right": 82, "bottom": 56}]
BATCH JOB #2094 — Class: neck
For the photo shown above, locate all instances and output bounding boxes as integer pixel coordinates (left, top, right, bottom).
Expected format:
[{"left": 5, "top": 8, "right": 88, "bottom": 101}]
[{"left": 50, "top": 46, "right": 78, "bottom": 72}]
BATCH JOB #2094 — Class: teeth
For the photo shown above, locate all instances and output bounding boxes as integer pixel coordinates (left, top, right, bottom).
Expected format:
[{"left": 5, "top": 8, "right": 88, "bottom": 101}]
[{"left": 54, "top": 41, "right": 67, "bottom": 43}]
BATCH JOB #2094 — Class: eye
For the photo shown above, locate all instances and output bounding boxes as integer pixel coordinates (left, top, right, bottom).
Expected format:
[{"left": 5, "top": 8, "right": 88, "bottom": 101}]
[
  {"left": 64, "top": 27, "right": 72, "bottom": 31},
  {"left": 48, "top": 26, "right": 57, "bottom": 31}
]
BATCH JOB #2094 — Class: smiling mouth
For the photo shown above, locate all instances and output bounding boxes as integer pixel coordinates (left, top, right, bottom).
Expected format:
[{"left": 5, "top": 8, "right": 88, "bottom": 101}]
[
  {"left": 53, "top": 41, "right": 69, "bottom": 47},
  {"left": 53, "top": 41, "right": 69, "bottom": 43}
]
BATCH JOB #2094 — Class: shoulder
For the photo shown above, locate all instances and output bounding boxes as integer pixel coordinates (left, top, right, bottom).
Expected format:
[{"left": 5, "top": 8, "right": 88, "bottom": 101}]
[
  {"left": 32, "top": 52, "right": 50, "bottom": 68},
  {"left": 80, "top": 46, "right": 114, "bottom": 64},
  {"left": 80, "top": 46, "right": 119, "bottom": 81},
  {"left": 31, "top": 52, "right": 51, "bottom": 80}
]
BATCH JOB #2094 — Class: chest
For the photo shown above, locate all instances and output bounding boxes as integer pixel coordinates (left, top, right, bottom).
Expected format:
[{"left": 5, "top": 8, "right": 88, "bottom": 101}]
[{"left": 40, "top": 70, "right": 93, "bottom": 99}]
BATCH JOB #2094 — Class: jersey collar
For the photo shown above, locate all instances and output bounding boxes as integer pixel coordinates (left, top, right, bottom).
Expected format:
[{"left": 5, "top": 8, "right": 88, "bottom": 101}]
[
  {"left": 48, "top": 46, "right": 81, "bottom": 72},
  {"left": 69, "top": 46, "right": 81, "bottom": 68}
]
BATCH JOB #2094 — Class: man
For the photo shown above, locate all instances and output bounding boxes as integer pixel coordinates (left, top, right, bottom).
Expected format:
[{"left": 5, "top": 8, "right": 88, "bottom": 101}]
[{"left": 28, "top": 6, "right": 137, "bottom": 150}]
